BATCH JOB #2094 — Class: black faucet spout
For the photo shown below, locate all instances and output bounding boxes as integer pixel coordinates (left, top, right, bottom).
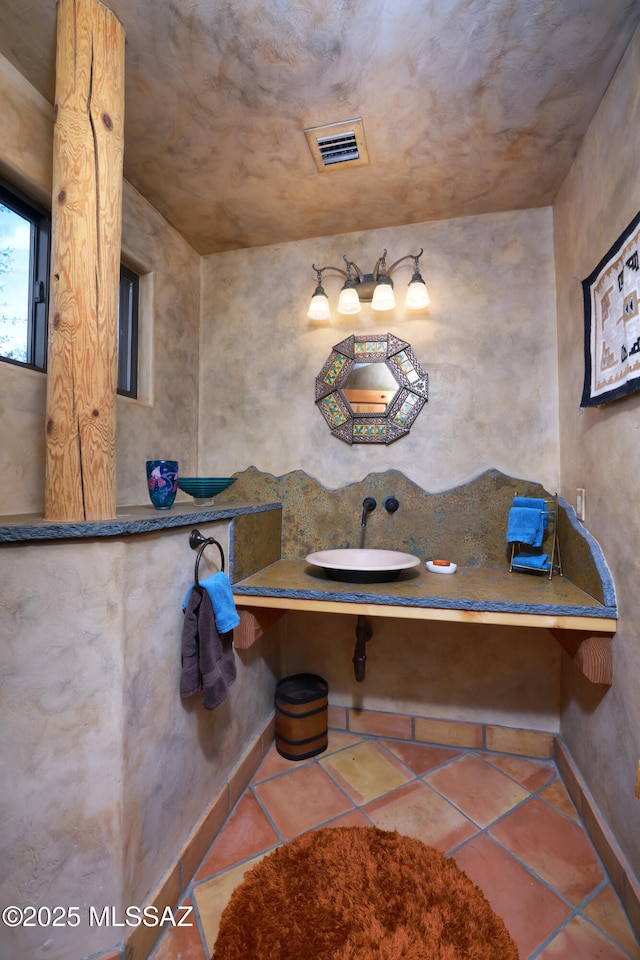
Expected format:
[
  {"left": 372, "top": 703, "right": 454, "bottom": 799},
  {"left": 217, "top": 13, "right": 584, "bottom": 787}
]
[{"left": 361, "top": 497, "right": 377, "bottom": 526}]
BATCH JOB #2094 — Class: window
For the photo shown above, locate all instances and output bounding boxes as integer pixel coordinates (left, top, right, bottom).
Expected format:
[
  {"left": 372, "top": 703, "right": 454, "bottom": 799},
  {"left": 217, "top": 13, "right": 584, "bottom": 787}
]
[
  {"left": 0, "top": 177, "right": 139, "bottom": 397},
  {"left": 0, "top": 178, "right": 49, "bottom": 370},
  {"left": 117, "top": 264, "right": 139, "bottom": 398}
]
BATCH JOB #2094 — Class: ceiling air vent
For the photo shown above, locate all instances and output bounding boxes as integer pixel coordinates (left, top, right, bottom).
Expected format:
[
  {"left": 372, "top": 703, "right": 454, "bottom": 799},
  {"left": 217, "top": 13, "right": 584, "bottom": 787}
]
[{"left": 304, "top": 118, "right": 369, "bottom": 173}]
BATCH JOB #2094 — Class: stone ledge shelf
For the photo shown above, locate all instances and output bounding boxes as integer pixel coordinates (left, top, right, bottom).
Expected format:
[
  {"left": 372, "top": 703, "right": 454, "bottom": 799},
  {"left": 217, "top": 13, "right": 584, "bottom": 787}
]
[
  {"left": 233, "top": 561, "right": 616, "bottom": 685},
  {"left": 0, "top": 500, "right": 283, "bottom": 542}
]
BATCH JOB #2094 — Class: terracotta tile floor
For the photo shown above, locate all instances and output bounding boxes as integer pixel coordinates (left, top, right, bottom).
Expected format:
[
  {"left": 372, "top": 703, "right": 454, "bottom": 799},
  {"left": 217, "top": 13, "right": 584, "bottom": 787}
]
[{"left": 149, "top": 731, "right": 640, "bottom": 960}]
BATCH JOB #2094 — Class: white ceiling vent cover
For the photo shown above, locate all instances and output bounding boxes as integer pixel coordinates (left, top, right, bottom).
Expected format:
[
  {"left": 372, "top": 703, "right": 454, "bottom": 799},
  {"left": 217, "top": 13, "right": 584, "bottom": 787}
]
[{"left": 304, "top": 118, "right": 369, "bottom": 173}]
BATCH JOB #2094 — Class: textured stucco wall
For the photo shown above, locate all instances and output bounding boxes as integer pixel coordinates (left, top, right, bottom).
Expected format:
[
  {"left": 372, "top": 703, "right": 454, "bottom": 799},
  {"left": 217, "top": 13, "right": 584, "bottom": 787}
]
[
  {"left": 2, "top": 18, "right": 638, "bottom": 957},
  {"left": 0, "top": 52, "right": 201, "bottom": 514},
  {"left": 197, "top": 201, "right": 564, "bottom": 766},
  {"left": 0, "top": 59, "right": 50, "bottom": 512},
  {"left": 0, "top": 526, "right": 280, "bottom": 960},
  {"left": 0, "top": 541, "right": 125, "bottom": 960},
  {"left": 0, "top": 54, "right": 278, "bottom": 960},
  {"left": 115, "top": 182, "right": 201, "bottom": 507},
  {"left": 199, "top": 207, "right": 561, "bottom": 494},
  {"left": 554, "top": 26, "right": 640, "bottom": 875},
  {"left": 282, "top": 614, "right": 560, "bottom": 733},
  {"left": 119, "top": 524, "right": 279, "bottom": 908}
]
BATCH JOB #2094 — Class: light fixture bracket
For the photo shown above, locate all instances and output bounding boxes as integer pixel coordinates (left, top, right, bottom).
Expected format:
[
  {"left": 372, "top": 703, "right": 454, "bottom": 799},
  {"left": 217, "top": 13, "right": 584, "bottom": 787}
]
[
  {"left": 346, "top": 249, "right": 395, "bottom": 302},
  {"left": 307, "top": 248, "right": 427, "bottom": 318},
  {"left": 349, "top": 273, "right": 390, "bottom": 301},
  {"left": 311, "top": 262, "right": 384, "bottom": 302}
]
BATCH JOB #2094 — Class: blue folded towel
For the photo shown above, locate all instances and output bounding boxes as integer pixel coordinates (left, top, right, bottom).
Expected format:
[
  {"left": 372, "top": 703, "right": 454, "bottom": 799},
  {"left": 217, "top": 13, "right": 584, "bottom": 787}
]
[
  {"left": 511, "top": 553, "right": 550, "bottom": 570},
  {"left": 512, "top": 496, "right": 546, "bottom": 511},
  {"left": 512, "top": 497, "right": 549, "bottom": 531},
  {"left": 506, "top": 507, "right": 546, "bottom": 546},
  {"left": 183, "top": 572, "right": 240, "bottom": 634}
]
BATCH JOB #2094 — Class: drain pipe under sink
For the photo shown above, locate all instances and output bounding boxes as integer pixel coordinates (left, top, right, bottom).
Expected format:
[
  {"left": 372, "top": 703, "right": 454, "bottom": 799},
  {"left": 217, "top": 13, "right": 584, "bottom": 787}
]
[{"left": 353, "top": 615, "right": 372, "bottom": 682}]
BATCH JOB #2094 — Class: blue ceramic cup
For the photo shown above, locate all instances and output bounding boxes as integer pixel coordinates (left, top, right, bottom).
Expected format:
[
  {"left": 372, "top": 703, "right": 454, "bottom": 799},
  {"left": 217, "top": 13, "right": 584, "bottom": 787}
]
[{"left": 146, "top": 460, "right": 179, "bottom": 510}]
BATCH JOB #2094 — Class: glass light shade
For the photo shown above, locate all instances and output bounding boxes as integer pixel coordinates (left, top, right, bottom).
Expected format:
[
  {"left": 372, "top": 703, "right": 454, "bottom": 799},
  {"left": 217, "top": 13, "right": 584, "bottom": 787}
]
[
  {"left": 371, "top": 280, "right": 396, "bottom": 311},
  {"left": 404, "top": 279, "right": 430, "bottom": 309},
  {"left": 337, "top": 285, "right": 361, "bottom": 315},
  {"left": 307, "top": 290, "right": 331, "bottom": 320}
]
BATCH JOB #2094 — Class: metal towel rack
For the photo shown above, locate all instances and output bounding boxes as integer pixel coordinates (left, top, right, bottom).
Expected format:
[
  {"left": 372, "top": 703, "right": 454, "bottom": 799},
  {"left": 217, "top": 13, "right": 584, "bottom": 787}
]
[
  {"left": 189, "top": 528, "right": 225, "bottom": 586},
  {"left": 508, "top": 494, "right": 563, "bottom": 580}
]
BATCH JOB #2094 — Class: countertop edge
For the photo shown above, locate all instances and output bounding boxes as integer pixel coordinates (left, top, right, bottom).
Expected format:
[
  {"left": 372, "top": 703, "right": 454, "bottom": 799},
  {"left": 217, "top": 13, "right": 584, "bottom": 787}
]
[
  {"left": 232, "top": 583, "right": 617, "bottom": 620},
  {"left": 0, "top": 501, "right": 283, "bottom": 542}
]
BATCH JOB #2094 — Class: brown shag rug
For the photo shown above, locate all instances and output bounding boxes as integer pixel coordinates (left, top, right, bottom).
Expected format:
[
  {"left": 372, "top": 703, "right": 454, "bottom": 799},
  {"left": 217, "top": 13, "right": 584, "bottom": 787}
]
[{"left": 212, "top": 826, "right": 519, "bottom": 959}]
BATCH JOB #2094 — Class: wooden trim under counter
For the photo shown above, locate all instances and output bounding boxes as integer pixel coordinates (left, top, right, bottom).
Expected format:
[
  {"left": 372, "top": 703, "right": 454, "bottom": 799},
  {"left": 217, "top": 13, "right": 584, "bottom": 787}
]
[
  {"left": 235, "top": 590, "right": 615, "bottom": 631},
  {"left": 232, "top": 560, "right": 617, "bottom": 685}
]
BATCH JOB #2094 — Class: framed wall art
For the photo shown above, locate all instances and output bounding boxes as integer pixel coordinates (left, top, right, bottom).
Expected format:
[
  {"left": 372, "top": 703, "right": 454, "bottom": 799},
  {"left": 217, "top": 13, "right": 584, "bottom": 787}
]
[{"left": 581, "top": 210, "right": 640, "bottom": 406}]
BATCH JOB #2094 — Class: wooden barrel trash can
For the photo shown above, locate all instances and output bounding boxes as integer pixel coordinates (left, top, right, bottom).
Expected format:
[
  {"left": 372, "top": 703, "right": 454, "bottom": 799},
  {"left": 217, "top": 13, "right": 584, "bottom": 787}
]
[{"left": 275, "top": 673, "right": 328, "bottom": 761}]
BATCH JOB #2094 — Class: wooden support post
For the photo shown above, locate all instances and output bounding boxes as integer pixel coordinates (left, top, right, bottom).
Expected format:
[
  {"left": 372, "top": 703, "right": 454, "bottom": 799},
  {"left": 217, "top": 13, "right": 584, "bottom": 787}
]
[
  {"left": 550, "top": 629, "right": 613, "bottom": 685},
  {"left": 44, "top": 0, "right": 125, "bottom": 521},
  {"left": 234, "top": 608, "right": 285, "bottom": 649}
]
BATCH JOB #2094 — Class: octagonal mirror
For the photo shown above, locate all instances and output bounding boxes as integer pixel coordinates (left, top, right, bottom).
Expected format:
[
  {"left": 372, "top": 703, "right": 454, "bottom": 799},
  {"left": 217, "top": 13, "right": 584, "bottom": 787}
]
[{"left": 315, "top": 333, "right": 428, "bottom": 444}]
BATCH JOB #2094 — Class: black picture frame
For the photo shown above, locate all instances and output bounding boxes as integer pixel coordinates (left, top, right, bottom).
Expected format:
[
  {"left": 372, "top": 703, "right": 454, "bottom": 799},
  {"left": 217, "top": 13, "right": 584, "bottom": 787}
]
[{"left": 581, "top": 210, "right": 640, "bottom": 407}]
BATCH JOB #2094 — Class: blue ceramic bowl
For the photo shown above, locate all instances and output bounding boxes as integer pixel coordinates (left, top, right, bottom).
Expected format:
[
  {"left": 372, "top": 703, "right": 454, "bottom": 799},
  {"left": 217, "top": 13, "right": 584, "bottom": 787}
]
[{"left": 177, "top": 477, "right": 236, "bottom": 505}]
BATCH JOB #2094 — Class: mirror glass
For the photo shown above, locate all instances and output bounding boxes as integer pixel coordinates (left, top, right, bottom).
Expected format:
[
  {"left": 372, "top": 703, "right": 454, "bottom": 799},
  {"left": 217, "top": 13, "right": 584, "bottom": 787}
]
[
  {"left": 315, "top": 333, "right": 428, "bottom": 444},
  {"left": 343, "top": 362, "right": 399, "bottom": 413}
]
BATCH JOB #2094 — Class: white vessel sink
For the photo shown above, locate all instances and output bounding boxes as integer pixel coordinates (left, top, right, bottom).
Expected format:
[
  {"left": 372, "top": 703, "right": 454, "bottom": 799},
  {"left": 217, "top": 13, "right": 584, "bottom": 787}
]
[{"left": 305, "top": 548, "right": 421, "bottom": 583}]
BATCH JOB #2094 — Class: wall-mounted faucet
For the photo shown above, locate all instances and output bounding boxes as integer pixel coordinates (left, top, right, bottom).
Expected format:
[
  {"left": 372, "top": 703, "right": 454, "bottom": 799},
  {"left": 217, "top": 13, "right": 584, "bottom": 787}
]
[
  {"left": 361, "top": 497, "right": 377, "bottom": 526},
  {"left": 383, "top": 496, "right": 400, "bottom": 513}
]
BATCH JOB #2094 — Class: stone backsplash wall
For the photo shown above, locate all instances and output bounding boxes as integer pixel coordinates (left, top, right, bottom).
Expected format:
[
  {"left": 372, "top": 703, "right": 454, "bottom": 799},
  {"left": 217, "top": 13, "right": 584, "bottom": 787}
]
[{"left": 224, "top": 466, "right": 613, "bottom": 604}]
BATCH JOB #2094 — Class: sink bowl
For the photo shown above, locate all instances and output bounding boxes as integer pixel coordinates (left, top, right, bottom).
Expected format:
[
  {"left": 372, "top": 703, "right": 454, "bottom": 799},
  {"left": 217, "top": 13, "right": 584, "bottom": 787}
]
[{"left": 305, "top": 548, "right": 421, "bottom": 583}]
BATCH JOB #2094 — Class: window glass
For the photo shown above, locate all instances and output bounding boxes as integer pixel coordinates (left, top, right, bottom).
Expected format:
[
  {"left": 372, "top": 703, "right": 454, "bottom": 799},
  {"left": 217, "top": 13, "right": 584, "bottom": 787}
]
[
  {"left": 118, "top": 265, "right": 139, "bottom": 397},
  {"left": 0, "top": 178, "right": 139, "bottom": 398},
  {"left": 0, "top": 200, "right": 38, "bottom": 364}
]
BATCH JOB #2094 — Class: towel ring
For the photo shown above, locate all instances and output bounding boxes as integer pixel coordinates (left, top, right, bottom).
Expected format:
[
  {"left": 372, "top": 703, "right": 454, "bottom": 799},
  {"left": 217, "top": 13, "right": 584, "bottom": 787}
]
[{"left": 189, "top": 528, "right": 225, "bottom": 586}]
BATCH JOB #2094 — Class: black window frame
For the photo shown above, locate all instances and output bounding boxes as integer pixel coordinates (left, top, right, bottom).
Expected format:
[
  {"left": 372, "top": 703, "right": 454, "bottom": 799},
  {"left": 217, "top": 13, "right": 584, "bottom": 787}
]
[
  {"left": 0, "top": 177, "right": 50, "bottom": 371},
  {"left": 0, "top": 176, "right": 139, "bottom": 397},
  {"left": 117, "top": 263, "right": 139, "bottom": 398}
]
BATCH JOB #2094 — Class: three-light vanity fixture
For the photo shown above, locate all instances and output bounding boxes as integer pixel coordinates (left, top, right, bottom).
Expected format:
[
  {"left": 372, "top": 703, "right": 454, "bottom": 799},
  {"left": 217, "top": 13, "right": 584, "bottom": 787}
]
[{"left": 307, "top": 248, "right": 430, "bottom": 320}]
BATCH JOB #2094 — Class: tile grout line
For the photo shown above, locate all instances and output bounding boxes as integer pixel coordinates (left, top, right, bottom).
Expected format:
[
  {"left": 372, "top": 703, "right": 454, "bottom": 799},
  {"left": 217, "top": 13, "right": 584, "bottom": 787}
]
[
  {"left": 443, "top": 792, "right": 639, "bottom": 958},
  {"left": 167, "top": 732, "right": 638, "bottom": 960},
  {"left": 526, "top": 905, "right": 640, "bottom": 960}
]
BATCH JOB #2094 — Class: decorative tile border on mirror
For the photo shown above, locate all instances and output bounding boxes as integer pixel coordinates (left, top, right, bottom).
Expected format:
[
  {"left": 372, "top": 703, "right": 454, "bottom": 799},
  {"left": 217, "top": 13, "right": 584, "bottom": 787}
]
[{"left": 315, "top": 333, "right": 429, "bottom": 445}]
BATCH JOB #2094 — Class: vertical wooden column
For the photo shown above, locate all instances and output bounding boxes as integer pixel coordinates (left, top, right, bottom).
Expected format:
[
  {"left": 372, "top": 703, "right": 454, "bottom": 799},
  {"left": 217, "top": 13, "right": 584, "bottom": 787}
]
[{"left": 44, "top": 0, "right": 125, "bottom": 521}]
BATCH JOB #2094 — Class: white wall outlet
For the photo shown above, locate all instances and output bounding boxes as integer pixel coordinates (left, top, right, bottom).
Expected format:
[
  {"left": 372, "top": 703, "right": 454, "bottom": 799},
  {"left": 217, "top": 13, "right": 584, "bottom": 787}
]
[{"left": 576, "top": 488, "right": 586, "bottom": 521}]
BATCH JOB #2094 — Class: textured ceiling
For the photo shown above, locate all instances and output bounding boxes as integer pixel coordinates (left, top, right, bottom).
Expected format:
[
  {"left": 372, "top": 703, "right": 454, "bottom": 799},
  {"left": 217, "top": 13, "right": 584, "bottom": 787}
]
[{"left": 0, "top": 0, "right": 638, "bottom": 255}]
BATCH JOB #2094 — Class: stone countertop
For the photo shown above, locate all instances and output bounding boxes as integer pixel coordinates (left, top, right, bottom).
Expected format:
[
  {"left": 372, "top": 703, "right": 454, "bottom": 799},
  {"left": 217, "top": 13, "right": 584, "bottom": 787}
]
[
  {"left": 0, "top": 500, "right": 283, "bottom": 542},
  {"left": 232, "top": 559, "right": 617, "bottom": 625}
]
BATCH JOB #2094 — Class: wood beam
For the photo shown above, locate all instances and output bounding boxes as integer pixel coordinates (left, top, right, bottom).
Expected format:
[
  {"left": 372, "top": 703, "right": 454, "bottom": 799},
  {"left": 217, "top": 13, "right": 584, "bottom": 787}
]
[
  {"left": 44, "top": 0, "right": 125, "bottom": 521},
  {"left": 550, "top": 629, "right": 613, "bottom": 685},
  {"left": 236, "top": 593, "right": 616, "bottom": 634},
  {"left": 234, "top": 608, "right": 285, "bottom": 649}
]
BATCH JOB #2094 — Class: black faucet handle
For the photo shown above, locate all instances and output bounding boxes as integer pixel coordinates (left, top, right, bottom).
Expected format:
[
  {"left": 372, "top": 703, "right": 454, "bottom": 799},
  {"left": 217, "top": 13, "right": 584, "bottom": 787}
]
[
  {"left": 361, "top": 496, "right": 377, "bottom": 526},
  {"left": 383, "top": 496, "right": 400, "bottom": 513}
]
